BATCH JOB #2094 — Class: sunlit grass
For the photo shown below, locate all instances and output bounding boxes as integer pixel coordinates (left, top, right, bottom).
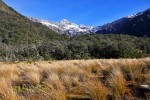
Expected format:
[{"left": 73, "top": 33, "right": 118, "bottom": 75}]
[
  {"left": 0, "top": 78, "right": 19, "bottom": 100},
  {"left": 81, "top": 79, "right": 108, "bottom": 100},
  {"left": 0, "top": 58, "right": 149, "bottom": 99},
  {"left": 107, "top": 67, "right": 128, "bottom": 100}
]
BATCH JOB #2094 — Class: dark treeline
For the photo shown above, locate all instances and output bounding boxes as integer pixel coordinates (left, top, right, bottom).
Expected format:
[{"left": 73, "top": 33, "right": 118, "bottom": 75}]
[{"left": 0, "top": 34, "right": 150, "bottom": 61}]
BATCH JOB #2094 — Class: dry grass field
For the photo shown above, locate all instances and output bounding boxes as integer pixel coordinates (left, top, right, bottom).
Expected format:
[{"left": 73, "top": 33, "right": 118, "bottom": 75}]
[{"left": 0, "top": 58, "right": 150, "bottom": 100}]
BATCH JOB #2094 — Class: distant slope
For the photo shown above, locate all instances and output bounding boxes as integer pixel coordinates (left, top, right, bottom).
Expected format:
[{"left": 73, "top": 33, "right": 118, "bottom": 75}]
[
  {"left": 96, "top": 9, "right": 150, "bottom": 37},
  {"left": 0, "top": 0, "right": 67, "bottom": 45},
  {"left": 119, "top": 9, "right": 150, "bottom": 37}
]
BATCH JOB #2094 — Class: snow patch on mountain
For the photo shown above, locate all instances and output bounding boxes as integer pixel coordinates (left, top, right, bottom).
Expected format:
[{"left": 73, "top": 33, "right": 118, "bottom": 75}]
[{"left": 125, "top": 8, "right": 150, "bottom": 18}]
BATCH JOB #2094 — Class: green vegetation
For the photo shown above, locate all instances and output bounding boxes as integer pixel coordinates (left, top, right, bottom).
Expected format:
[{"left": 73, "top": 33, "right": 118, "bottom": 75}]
[
  {"left": 0, "top": 10, "right": 67, "bottom": 45},
  {"left": 0, "top": 33, "right": 150, "bottom": 61},
  {"left": 0, "top": 0, "right": 150, "bottom": 61}
]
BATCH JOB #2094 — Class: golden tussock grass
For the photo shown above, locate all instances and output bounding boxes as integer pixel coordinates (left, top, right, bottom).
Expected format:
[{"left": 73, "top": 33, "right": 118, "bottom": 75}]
[
  {"left": 81, "top": 79, "right": 108, "bottom": 100},
  {"left": 0, "top": 58, "right": 149, "bottom": 100},
  {"left": 107, "top": 67, "right": 128, "bottom": 100},
  {"left": 0, "top": 78, "right": 19, "bottom": 100}
]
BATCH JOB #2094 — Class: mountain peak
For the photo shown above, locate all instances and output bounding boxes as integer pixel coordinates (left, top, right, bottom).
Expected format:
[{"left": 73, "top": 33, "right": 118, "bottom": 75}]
[
  {"left": 60, "top": 19, "right": 73, "bottom": 25},
  {"left": 61, "top": 19, "right": 70, "bottom": 22}
]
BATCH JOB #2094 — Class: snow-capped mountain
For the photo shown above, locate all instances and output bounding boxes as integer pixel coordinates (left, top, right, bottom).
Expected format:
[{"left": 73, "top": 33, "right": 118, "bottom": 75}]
[{"left": 27, "top": 17, "right": 93, "bottom": 36}]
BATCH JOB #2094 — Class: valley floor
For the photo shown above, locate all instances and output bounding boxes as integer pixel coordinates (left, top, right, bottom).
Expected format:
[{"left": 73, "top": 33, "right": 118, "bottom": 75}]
[{"left": 0, "top": 58, "right": 150, "bottom": 100}]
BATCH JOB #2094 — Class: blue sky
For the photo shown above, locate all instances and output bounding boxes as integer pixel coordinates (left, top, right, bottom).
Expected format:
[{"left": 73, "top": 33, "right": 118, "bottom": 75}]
[{"left": 3, "top": 0, "right": 150, "bottom": 26}]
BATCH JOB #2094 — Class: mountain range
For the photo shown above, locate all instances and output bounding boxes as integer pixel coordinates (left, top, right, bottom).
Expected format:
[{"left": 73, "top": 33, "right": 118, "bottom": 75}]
[
  {"left": 28, "top": 8, "right": 150, "bottom": 37},
  {"left": 0, "top": 0, "right": 150, "bottom": 61}
]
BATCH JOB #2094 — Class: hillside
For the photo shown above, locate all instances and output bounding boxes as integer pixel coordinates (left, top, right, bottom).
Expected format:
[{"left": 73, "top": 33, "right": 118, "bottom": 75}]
[
  {"left": 119, "top": 9, "right": 150, "bottom": 37},
  {"left": 96, "top": 9, "right": 150, "bottom": 37},
  {"left": 0, "top": 0, "right": 67, "bottom": 45}
]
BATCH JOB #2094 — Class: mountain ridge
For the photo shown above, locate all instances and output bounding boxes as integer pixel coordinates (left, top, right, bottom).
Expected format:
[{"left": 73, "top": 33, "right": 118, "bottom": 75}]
[{"left": 95, "top": 8, "right": 150, "bottom": 37}]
